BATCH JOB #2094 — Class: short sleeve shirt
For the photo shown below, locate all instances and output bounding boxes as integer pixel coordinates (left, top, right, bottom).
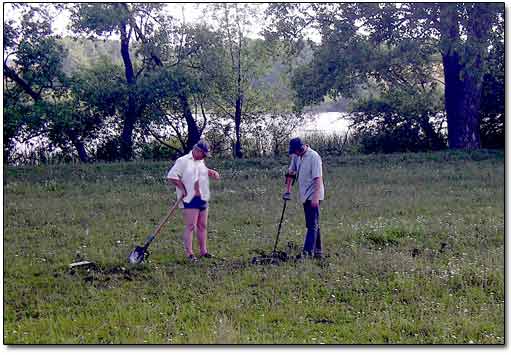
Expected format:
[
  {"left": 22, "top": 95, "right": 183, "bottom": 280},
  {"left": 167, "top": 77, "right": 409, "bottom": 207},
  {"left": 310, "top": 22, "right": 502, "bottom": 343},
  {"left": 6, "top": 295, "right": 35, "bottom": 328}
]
[
  {"left": 288, "top": 146, "right": 325, "bottom": 203},
  {"left": 166, "top": 152, "right": 210, "bottom": 206}
]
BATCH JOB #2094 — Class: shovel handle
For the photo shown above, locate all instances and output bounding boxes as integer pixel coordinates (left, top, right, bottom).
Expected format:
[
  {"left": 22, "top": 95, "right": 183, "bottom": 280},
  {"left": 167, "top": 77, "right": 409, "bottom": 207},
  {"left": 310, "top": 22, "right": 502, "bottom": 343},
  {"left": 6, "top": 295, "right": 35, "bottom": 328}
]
[{"left": 151, "top": 197, "right": 184, "bottom": 239}]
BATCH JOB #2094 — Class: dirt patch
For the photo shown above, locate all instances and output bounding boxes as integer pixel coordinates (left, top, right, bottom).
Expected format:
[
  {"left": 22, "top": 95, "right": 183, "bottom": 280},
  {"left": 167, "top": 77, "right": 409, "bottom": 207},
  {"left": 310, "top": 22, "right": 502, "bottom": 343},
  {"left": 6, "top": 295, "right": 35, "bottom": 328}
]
[
  {"left": 250, "top": 250, "right": 290, "bottom": 265},
  {"left": 68, "top": 263, "right": 148, "bottom": 289},
  {"left": 250, "top": 240, "right": 302, "bottom": 265},
  {"left": 310, "top": 318, "right": 335, "bottom": 324}
]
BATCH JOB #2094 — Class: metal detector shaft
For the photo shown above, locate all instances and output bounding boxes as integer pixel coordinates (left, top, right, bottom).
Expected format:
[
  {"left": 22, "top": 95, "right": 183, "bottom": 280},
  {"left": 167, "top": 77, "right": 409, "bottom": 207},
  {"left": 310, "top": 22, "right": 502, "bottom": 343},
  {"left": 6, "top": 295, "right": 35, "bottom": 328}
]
[{"left": 273, "top": 200, "right": 287, "bottom": 253}]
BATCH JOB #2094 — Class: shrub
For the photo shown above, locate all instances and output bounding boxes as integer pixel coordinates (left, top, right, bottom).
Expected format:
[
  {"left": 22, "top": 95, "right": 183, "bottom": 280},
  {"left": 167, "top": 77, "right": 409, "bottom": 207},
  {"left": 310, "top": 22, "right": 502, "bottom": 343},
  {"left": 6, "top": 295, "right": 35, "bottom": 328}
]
[
  {"left": 94, "top": 138, "right": 121, "bottom": 162},
  {"left": 138, "top": 141, "right": 180, "bottom": 161}
]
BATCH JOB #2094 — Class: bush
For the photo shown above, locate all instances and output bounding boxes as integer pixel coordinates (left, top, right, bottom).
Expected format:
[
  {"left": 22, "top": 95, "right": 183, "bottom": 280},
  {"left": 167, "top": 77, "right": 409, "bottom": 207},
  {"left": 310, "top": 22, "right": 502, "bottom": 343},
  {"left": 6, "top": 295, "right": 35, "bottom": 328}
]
[
  {"left": 138, "top": 141, "right": 180, "bottom": 161},
  {"left": 94, "top": 138, "right": 122, "bottom": 162},
  {"left": 353, "top": 125, "right": 436, "bottom": 154}
]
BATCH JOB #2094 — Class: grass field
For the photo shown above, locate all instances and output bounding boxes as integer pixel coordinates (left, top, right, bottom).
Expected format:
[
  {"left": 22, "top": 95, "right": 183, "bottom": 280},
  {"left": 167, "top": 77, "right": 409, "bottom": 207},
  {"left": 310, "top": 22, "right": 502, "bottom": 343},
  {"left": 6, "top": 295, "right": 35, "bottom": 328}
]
[{"left": 3, "top": 150, "right": 504, "bottom": 344}]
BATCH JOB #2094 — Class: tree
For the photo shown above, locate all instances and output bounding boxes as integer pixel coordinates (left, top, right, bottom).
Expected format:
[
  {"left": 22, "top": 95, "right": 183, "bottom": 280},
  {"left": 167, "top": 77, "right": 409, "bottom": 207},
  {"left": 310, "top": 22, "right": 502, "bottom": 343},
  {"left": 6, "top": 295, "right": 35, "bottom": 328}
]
[
  {"left": 350, "top": 85, "right": 446, "bottom": 153},
  {"left": 136, "top": 64, "right": 207, "bottom": 156},
  {"left": 197, "top": 3, "right": 272, "bottom": 158},
  {"left": 69, "top": 3, "right": 208, "bottom": 159},
  {"left": 265, "top": 3, "right": 504, "bottom": 150},
  {"left": 435, "top": 3, "right": 501, "bottom": 149},
  {"left": 69, "top": 3, "right": 157, "bottom": 160},
  {"left": 3, "top": 3, "right": 97, "bottom": 163}
]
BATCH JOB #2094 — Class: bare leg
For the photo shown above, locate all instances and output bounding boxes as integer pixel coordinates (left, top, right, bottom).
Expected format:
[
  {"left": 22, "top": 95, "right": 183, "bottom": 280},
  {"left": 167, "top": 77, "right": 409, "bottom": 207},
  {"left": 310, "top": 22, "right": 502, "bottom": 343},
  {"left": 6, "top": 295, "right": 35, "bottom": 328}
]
[
  {"left": 196, "top": 208, "right": 209, "bottom": 255},
  {"left": 182, "top": 208, "right": 199, "bottom": 256}
]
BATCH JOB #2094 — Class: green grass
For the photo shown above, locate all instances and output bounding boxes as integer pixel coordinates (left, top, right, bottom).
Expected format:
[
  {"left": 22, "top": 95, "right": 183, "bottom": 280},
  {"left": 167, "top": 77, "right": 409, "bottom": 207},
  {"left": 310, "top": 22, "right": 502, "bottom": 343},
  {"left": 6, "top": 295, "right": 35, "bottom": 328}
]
[{"left": 3, "top": 150, "right": 504, "bottom": 344}]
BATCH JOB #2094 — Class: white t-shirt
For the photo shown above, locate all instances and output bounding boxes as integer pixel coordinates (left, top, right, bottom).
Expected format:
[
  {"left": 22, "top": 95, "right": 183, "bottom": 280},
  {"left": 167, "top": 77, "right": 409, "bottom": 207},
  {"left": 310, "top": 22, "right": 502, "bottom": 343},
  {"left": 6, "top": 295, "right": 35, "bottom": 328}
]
[
  {"left": 166, "top": 152, "right": 210, "bottom": 206},
  {"left": 288, "top": 146, "right": 325, "bottom": 203}
]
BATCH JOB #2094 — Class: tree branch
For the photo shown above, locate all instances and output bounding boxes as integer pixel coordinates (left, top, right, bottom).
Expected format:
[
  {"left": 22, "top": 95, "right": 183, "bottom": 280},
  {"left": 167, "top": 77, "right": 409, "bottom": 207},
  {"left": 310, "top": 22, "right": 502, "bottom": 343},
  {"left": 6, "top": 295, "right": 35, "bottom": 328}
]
[
  {"left": 144, "top": 123, "right": 181, "bottom": 152},
  {"left": 3, "top": 63, "right": 42, "bottom": 102}
]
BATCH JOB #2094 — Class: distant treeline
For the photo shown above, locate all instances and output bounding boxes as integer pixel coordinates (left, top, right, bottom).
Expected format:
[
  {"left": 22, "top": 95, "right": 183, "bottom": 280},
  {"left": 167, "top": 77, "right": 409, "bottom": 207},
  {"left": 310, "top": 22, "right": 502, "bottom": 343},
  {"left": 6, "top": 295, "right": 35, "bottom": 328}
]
[{"left": 4, "top": 3, "right": 504, "bottom": 165}]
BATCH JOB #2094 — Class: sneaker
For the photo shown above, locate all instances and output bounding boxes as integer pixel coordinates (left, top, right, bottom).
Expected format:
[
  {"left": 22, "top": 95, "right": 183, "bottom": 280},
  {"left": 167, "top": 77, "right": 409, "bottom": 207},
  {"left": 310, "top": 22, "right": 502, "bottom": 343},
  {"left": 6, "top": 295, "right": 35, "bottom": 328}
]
[
  {"left": 188, "top": 255, "right": 198, "bottom": 262},
  {"left": 200, "top": 253, "right": 213, "bottom": 258}
]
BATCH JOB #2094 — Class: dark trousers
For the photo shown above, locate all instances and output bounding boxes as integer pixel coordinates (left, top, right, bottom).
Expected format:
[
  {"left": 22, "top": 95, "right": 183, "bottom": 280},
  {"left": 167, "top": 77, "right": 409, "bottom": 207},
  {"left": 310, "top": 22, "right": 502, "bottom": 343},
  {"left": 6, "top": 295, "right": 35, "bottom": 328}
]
[{"left": 303, "top": 200, "right": 322, "bottom": 256}]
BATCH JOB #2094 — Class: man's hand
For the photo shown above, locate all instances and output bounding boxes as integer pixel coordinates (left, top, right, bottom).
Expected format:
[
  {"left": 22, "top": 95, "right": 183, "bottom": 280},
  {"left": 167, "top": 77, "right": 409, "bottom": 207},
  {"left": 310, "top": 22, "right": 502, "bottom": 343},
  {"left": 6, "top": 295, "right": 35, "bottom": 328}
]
[
  {"left": 311, "top": 198, "right": 319, "bottom": 208},
  {"left": 208, "top": 169, "right": 220, "bottom": 180},
  {"left": 282, "top": 192, "right": 291, "bottom": 201},
  {"left": 169, "top": 178, "right": 187, "bottom": 198}
]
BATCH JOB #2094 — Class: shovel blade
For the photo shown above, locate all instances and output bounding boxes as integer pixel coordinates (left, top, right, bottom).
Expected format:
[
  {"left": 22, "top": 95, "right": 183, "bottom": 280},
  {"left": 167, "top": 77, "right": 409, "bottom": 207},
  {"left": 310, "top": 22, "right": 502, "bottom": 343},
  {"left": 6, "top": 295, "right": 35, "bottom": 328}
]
[{"left": 128, "top": 245, "right": 146, "bottom": 264}]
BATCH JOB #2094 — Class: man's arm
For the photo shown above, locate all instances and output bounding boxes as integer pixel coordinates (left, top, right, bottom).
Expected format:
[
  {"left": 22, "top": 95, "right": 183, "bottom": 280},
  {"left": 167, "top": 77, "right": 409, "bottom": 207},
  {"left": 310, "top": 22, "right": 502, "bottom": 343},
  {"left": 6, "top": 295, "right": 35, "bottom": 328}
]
[
  {"left": 285, "top": 171, "right": 296, "bottom": 193},
  {"left": 310, "top": 154, "right": 323, "bottom": 208},
  {"left": 311, "top": 176, "right": 323, "bottom": 208},
  {"left": 167, "top": 177, "right": 187, "bottom": 197}
]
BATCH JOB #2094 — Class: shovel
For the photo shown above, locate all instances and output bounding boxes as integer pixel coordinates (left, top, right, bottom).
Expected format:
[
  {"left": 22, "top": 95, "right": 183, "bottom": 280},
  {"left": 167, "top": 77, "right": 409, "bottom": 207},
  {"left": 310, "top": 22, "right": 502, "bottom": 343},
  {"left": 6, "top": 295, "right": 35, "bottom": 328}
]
[{"left": 128, "top": 197, "right": 183, "bottom": 264}]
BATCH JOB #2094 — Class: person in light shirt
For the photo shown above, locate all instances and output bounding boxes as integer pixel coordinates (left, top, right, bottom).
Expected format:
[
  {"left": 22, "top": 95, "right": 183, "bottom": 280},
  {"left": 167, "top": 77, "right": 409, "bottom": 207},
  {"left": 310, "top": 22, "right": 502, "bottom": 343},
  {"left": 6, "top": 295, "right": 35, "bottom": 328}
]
[
  {"left": 283, "top": 137, "right": 325, "bottom": 259},
  {"left": 167, "top": 140, "right": 220, "bottom": 262}
]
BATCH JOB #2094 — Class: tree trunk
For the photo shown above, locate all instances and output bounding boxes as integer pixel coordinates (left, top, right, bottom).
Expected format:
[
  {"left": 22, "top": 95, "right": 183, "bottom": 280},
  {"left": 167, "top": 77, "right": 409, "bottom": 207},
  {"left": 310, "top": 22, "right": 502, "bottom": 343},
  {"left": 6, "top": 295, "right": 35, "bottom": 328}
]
[
  {"left": 68, "top": 131, "right": 89, "bottom": 163},
  {"left": 458, "top": 4, "right": 493, "bottom": 149},
  {"left": 119, "top": 21, "right": 137, "bottom": 160},
  {"left": 179, "top": 94, "right": 201, "bottom": 153},
  {"left": 234, "top": 95, "right": 243, "bottom": 158},
  {"left": 439, "top": 3, "right": 492, "bottom": 149},
  {"left": 75, "top": 141, "right": 88, "bottom": 163},
  {"left": 120, "top": 111, "right": 136, "bottom": 160},
  {"left": 441, "top": 50, "right": 465, "bottom": 149}
]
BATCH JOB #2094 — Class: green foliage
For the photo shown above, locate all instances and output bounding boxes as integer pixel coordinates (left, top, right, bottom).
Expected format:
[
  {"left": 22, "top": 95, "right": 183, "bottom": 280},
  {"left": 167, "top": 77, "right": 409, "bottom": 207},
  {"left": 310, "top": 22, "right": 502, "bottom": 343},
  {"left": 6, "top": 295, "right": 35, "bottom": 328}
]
[
  {"left": 94, "top": 138, "right": 122, "bottom": 162},
  {"left": 5, "top": 3, "right": 504, "bottom": 164},
  {"left": 354, "top": 129, "right": 424, "bottom": 154},
  {"left": 67, "top": 3, "right": 177, "bottom": 160},
  {"left": 279, "top": 5, "right": 449, "bottom": 153},
  {"left": 350, "top": 83, "right": 446, "bottom": 153},
  {"left": 138, "top": 140, "right": 180, "bottom": 161},
  {"left": 69, "top": 3, "right": 127, "bottom": 37},
  {"left": 291, "top": 23, "right": 371, "bottom": 109},
  {"left": 265, "top": 3, "right": 504, "bottom": 151},
  {"left": 479, "top": 20, "right": 504, "bottom": 149},
  {"left": 3, "top": 88, "right": 35, "bottom": 162},
  {"left": 4, "top": 4, "right": 71, "bottom": 162}
]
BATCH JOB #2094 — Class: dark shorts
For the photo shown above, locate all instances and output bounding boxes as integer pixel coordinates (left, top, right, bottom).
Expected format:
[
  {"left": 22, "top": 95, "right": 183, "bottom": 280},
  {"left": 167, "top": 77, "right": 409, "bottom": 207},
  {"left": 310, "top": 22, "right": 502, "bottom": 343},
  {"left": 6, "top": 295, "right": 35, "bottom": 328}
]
[{"left": 183, "top": 196, "right": 208, "bottom": 211}]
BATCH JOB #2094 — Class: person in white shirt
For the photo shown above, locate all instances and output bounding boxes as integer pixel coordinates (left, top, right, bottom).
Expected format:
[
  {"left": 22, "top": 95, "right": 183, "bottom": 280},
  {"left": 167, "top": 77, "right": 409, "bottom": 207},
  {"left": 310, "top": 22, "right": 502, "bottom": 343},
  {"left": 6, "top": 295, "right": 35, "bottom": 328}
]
[
  {"left": 284, "top": 137, "right": 325, "bottom": 259},
  {"left": 166, "top": 140, "right": 220, "bottom": 262}
]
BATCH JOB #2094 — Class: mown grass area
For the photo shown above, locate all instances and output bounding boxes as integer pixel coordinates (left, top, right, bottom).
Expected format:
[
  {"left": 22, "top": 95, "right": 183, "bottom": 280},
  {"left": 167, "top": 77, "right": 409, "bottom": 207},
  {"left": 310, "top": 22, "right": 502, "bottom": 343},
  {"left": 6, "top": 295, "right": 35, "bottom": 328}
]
[{"left": 3, "top": 150, "right": 504, "bottom": 344}]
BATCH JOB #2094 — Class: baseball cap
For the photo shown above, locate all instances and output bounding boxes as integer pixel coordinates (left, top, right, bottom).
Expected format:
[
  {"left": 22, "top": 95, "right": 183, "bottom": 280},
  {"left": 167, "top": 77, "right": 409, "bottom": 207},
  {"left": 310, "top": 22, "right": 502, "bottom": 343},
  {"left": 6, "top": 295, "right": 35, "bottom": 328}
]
[
  {"left": 194, "top": 140, "right": 211, "bottom": 157},
  {"left": 288, "top": 137, "right": 304, "bottom": 155}
]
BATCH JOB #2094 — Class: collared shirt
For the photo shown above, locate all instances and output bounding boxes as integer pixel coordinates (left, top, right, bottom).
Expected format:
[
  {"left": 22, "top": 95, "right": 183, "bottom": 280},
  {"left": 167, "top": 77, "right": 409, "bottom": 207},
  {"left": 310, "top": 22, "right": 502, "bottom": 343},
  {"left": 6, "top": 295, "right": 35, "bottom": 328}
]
[
  {"left": 166, "top": 152, "right": 210, "bottom": 206},
  {"left": 288, "top": 146, "right": 325, "bottom": 203}
]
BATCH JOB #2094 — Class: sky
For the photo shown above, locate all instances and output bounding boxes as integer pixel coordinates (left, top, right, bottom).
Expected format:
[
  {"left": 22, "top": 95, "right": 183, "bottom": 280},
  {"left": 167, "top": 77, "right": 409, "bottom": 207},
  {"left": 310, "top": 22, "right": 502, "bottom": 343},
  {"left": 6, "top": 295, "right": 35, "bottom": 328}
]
[
  {"left": 3, "top": 3, "right": 270, "bottom": 39},
  {"left": 4, "top": 2, "right": 322, "bottom": 43}
]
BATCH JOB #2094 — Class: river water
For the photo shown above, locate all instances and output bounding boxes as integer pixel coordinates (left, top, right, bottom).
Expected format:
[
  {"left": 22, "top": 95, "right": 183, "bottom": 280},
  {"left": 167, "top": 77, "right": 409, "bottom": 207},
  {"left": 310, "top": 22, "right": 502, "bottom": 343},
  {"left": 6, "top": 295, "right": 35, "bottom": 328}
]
[{"left": 296, "top": 111, "right": 351, "bottom": 135}]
